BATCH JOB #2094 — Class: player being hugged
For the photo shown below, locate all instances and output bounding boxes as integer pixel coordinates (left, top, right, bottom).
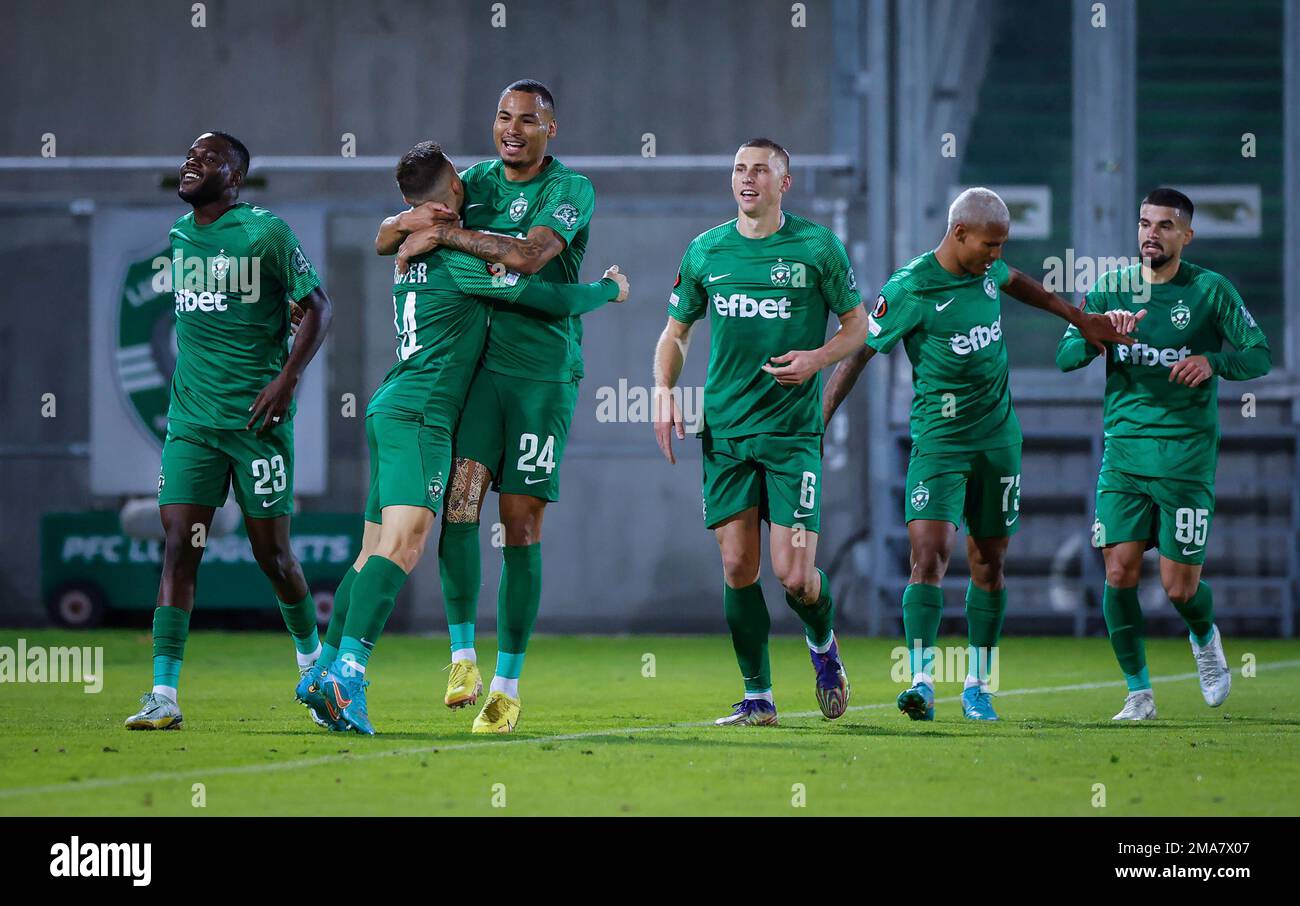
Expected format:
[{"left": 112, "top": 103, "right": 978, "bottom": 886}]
[
  {"left": 301, "top": 142, "right": 628, "bottom": 734},
  {"left": 654, "top": 139, "right": 868, "bottom": 726},
  {"left": 823, "top": 188, "right": 1133, "bottom": 721},
  {"left": 1056, "top": 187, "right": 1270, "bottom": 720},
  {"left": 375, "top": 81, "right": 614, "bottom": 734},
  {"left": 125, "top": 132, "right": 334, "bottom": 730}
]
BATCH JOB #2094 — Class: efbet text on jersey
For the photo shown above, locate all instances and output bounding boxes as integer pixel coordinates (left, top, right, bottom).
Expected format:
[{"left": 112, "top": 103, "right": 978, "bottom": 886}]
[
  {"left": 711, "top": 292, "right": 792, "bottom": 319},
  {"left": 1114, "top": 341, "right": 1192, "bottom": 367},
  {"left": 949, "top": 316, "right": 1003, "bottom": 355},
  {"left": 151, "top": 250, "right": 263, "bottom": 308}
]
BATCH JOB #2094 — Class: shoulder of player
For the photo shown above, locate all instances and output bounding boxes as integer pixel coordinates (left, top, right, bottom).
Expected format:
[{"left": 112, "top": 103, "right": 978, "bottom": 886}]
[
  {"left": 538, "top": 160, "right": 594, "bottom": 197},
  {"left": 236, "top": 204, "right": 295, "bottom": 243},
  {"left": 1181, "top": 261, "right": 1235, "bottom": 299},
  {"left": 169, "top": 212, "right": 194, "bottom": 235},
  {"left": 682, "top": 220, "right": 738, "bottom": 256},
  {"left": 459, "top": 158, "right": 500, "bottom": 184},
  {"left": 879, "top": 254, "right": 933, "bottom": 302},
  {"left": 784, "top": 214, "right": 846, "bottom": 258}
]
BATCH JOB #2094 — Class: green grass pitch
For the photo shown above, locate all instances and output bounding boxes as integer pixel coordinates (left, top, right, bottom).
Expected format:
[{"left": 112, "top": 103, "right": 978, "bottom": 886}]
[{"left": 2, "top": 630, "right": 1298, "bottom": 816}]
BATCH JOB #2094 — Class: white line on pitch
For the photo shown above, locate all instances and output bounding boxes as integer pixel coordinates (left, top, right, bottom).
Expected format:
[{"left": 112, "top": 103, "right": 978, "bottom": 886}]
[{"left": 2, "top": 659, "right": 1297, "bottom": 801}]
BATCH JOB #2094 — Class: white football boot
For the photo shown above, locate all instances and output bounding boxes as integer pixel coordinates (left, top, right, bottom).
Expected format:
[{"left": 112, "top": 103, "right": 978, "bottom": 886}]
[
  {"left": 1112, "top": 689, "right": 1157, "bottom": 721},
  {"left": 1190, "top": 625, "right": 1231, "bottom": 707}
]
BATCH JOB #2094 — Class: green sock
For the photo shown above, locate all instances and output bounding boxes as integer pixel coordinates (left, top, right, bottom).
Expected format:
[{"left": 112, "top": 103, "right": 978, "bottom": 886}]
[
  {"left": 902, "top": 583, "right": 944, "bottom": 679},
  {"left": 1173, "top": 581, "right": 1215, "bottom": 646},
  {"left": 784, "top": 568, "right": 834, "bottom": 648},
  {"left": 320, "top": 566, "right": 359, "bottom": 669},
  {"left": 439, "top": 522, "right": 481, "bottom": 654},
  {"left": 151, "top": 605, "right": 190, "bottom": 695},
  {"left": 339, "top": 556, "right": 408, "bottom": 670},
  {"left": 497, "top": 544, "right": 542, "bottom": 669},
  {"left": 965, "top": 581, "right": 1007, "bottom": 683},
  {"left": 723, "top": 581, "right": 771, "bottom": 693},
  {"left": 1102, "top": 584, "right": 1149, "bottom": 691},
  {"left": 277, "top": 593, "right": 320, "bottom": 656}
]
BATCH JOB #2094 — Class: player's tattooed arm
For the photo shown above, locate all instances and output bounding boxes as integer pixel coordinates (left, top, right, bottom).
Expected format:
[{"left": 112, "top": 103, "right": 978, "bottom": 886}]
[
  {"left": 375, "top": 202, "right": 459, "bottom": 256},
  {"left": 1003, "top": 267, "right": 1135, "bottom": 353},
  {"left": 822, "top": 343, "right": 877, "bottom": 428},
  {"left": 763, "top": 303, "right": 868, "bottom": 387},
  {"left": 247, "top": 285, "right": 333, "bottom": 434},
  {"left": 653, "top": 317, "right": 695, "bottom": 465},
  {"left": 397, "top": 223, "right": 565, "bottom": 276}
]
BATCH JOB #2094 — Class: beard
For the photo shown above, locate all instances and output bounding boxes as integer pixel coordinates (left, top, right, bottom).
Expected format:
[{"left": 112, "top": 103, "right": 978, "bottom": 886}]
[
  {"left": 1142, "top": 245, "right": 1170, "bottom": 269},
  {"left": 178, "top": 176, "right": 221, "bottom": 206}
]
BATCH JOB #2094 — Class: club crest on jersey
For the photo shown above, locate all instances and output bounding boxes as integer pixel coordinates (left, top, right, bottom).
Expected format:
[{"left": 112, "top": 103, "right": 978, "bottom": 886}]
[
  {"left": 983, "top": 275, "right": 998, "bottom": 299},
  {"left": 210, "top": 250, "right": 230, "bottom": 282},
  {"left": 910, "top": 481, "right": 930, "bottom": 511},
  {"left": 427, "top": 473, "right": 445, "bottom": 504},
  {"left": 1170, "top": 302, "right": 1191, "bottom": 330},
  {"left": 770, "top": 261, "right": 792, "bottom": 287},
  {"left": 552, "top": 203, "right": 580, "bottom": 230},
  {"left": 509, "top": 195, "right": 529, "bottom": 222},
  {"left": 291, "top": 247, "right": 312, "bottom": 276}
]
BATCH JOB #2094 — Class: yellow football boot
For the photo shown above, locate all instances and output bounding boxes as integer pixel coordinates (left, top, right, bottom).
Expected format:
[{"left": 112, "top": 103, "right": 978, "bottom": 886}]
[
  {"left": 444, "top": 659, "right": 483, "bottom": 710},
  {"left": 471, "top": 690, "right": 521, "bottom": 733}
]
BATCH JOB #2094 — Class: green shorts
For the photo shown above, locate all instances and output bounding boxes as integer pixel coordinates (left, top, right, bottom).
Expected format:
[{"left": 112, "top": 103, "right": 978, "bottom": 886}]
[
  {"left": 701, "top": 432, "right": 822, "bottom": 532},
  {"left": 363, "top": 413, "right": 452, "bottom": 523},
  {"left": 1093, "top": 469, "right": 1214, "bottom": 565},
  {"left": 453, "top": 368, "right": 578, "bottom": 502},
  {"left": 158, "top": 418, "right": 294, "bottom": 518},
  {"left": 904, "top": 443, "right": 1022, "bottom": 538}
]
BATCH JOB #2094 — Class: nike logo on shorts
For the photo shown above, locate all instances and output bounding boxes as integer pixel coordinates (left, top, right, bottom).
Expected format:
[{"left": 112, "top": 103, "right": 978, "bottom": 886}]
[
  {"left": 1182, "top": 547, "right": 1203, "bottom": 556},
  {"left": 936, "top": 298, "right": 954, "bottom": 311},
  {"left": 263, "top": 497, "right": 283, "bottom": 508},
  {"left": 524, "top": 476, "right": 550, "bottom": 485},
  {"left": 793, "top": 509, "right": 813, "bottom": 519},
  {"left": 1005, "top": 515, "right": 1018, "bottom": 526}
]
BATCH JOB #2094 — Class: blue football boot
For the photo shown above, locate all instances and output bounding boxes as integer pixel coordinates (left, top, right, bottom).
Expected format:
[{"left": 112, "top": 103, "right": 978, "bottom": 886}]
[
  {"left": 961, "top": 685, "right": 999, "bottom": 720},
  {"left": 896, "top": 681, "right": 935, "bottom": 721},
  {"left": 296, "top": 663, "right": 347, "bottom": 731},
  {"left": 318, "top": 661, "right": 375, "bottom": 736}
]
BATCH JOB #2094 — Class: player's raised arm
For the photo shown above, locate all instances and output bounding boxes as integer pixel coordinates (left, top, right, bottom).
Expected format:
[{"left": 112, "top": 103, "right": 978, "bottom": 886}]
[
  {"left": 398, "top": 222, "right": 565, "bottom": 275},
  {"left": 1002, "top": 267, "right": 1135, "bottom": 353},
  {"left": 445, "top": 249, "right": 629, "bottom": 316},
  {"left": 1055, "top": 285, "right": 1125, "bottom": 372},
  {"left": 375, "top": 202, "right": 459, "bottom": 255},
  {"left": 653, "top": 316, "right": 694, "bottom": 465}
]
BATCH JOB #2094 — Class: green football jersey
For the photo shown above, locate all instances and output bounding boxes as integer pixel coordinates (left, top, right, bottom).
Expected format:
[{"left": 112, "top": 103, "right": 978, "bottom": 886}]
[
  {"left": 167, "top": 203, "right": 320, "bottom": 429},
  {"left": 1056, "top": 260, "right": 1269, "bottom": 480},
  {"left": 459, "top": 157, "right": 595, "bottom": 382},
  {"left": 668, "top": 214, "right": 862, "bottom": 438},
  {"left": 866, "top": 253, "right": 1020, "bottom": 452},
  {"left": 370, "top": 249, "right": 616, "bottom": 424}
]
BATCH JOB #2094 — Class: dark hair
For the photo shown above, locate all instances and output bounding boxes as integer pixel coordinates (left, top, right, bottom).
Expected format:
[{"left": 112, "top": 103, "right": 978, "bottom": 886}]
[
  {"left": 210, "top": 131, "right": 250, "bottom": 177},
  {"left": 1141, "top": 186, "right": 1194, "bottom": 222},
  {"left": 395, "top": 141, "right": 453, "bottom": 201},
  {"left": 501, "top": 79, "right": 555, "bottom": 114},
  {"left": 739, "top": 137, "right": 790, "bottom": 173}
]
